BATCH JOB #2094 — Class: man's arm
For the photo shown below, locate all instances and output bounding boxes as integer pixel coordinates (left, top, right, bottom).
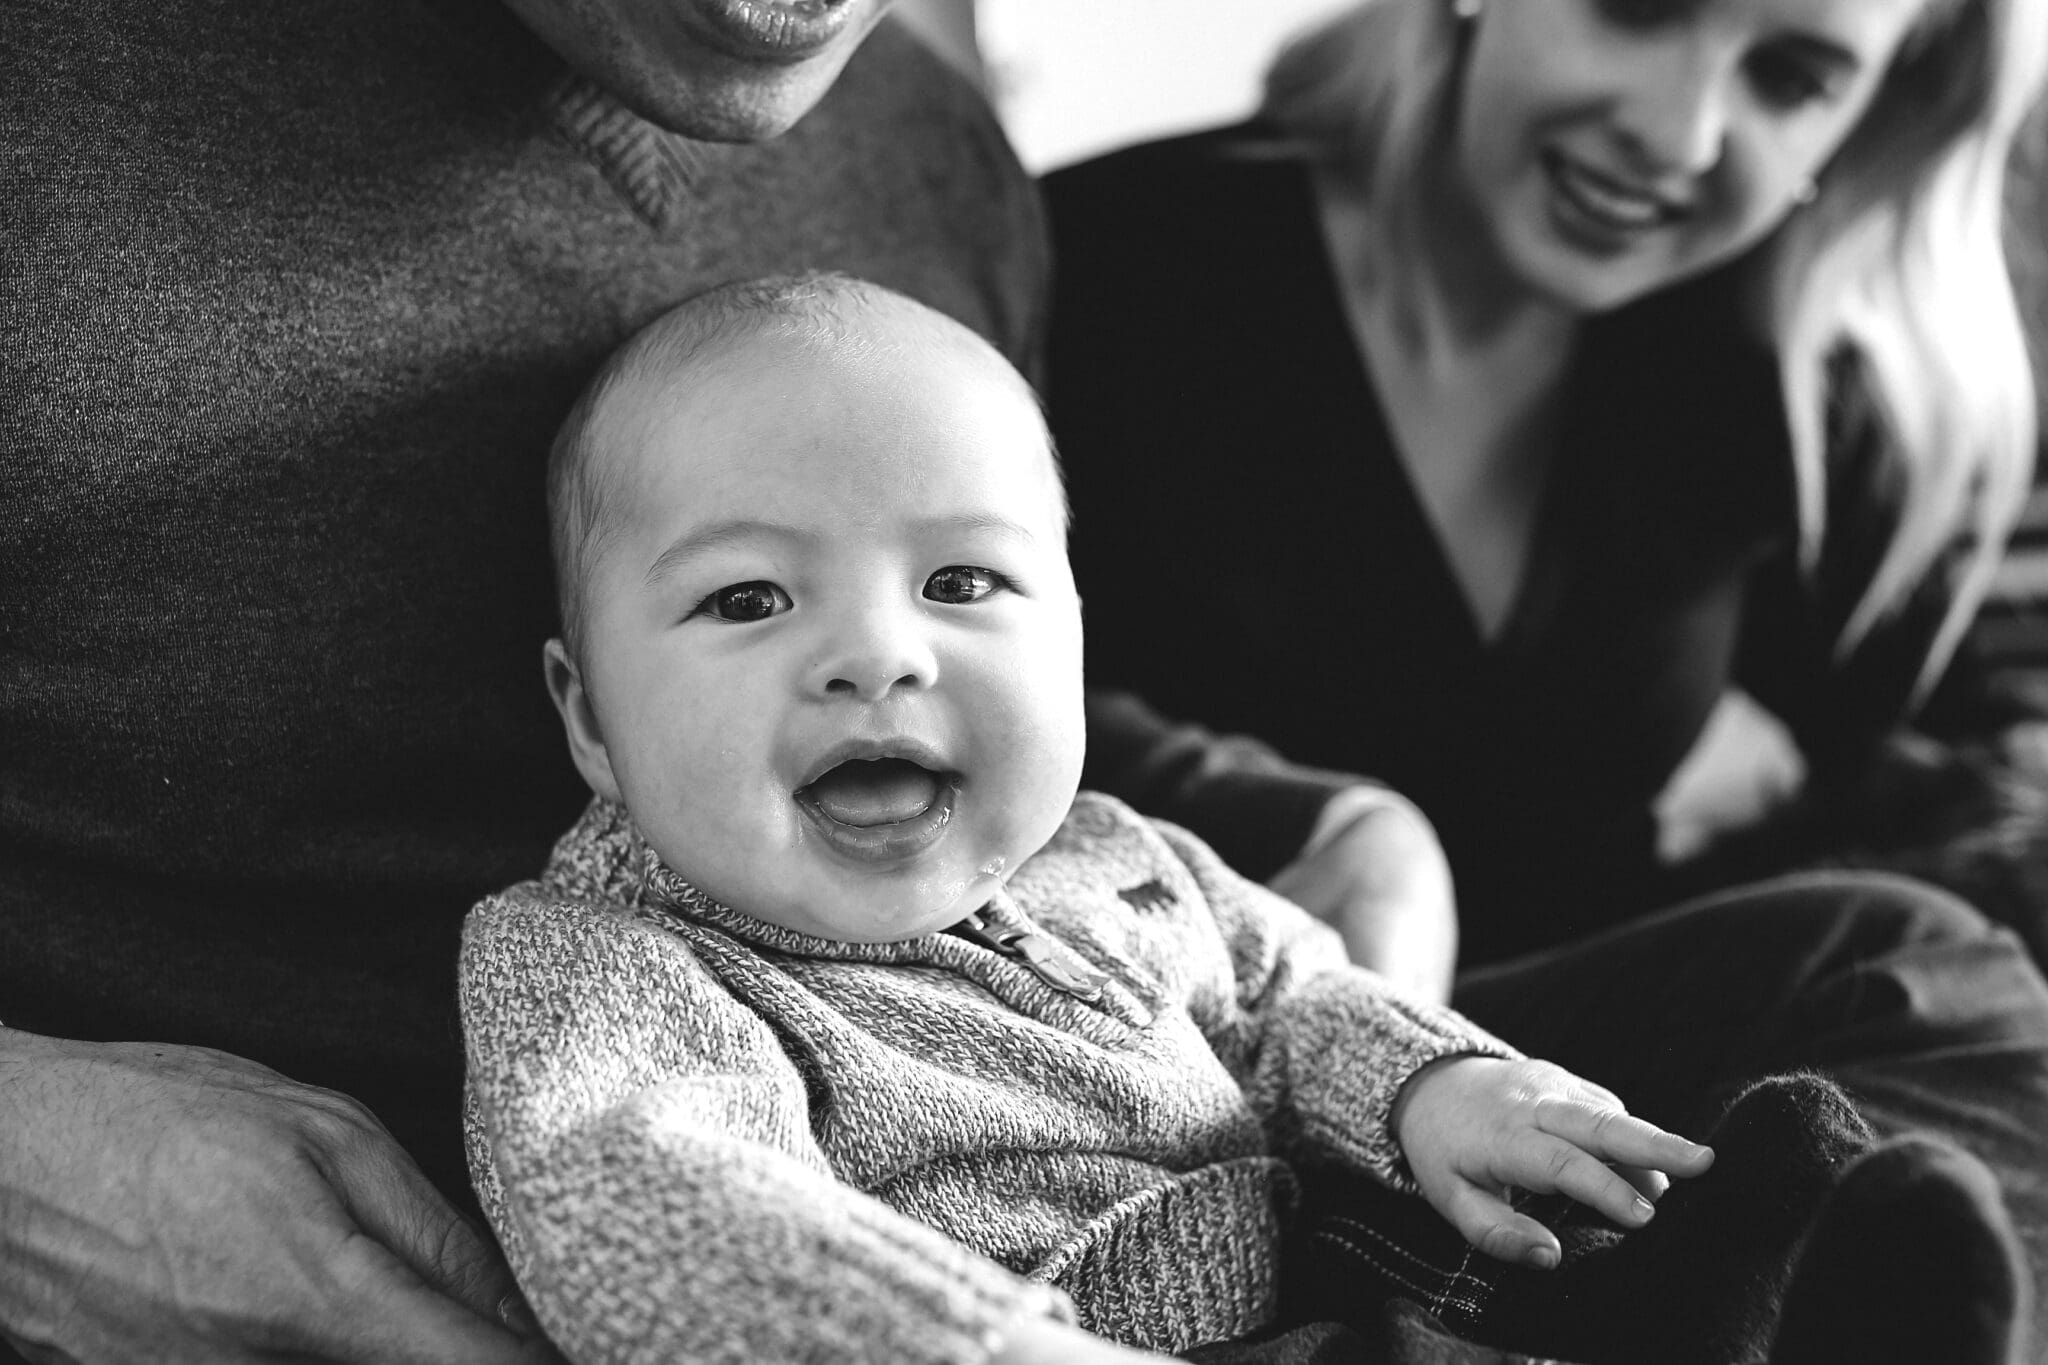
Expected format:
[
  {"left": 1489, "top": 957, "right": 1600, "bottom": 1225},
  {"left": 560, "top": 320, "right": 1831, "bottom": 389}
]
[{"left": 0, "top": 1028, "right": 555, "bottom": 1365}]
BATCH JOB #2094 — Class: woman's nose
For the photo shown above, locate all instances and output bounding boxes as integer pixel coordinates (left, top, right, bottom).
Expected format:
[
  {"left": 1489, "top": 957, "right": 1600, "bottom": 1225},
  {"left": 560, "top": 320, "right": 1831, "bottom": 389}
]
[
  {"left": 809, "top": 605, "right": 939, "bottom": 702},
  {"left": 1614, "top": 47, "right": 1732, "bottom": 178}
]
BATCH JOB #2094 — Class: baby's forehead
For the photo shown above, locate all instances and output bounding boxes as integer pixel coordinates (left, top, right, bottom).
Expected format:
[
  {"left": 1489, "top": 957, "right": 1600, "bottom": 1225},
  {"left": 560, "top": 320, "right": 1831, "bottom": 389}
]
[{"left": 601, "top": 318, "right": 1060, "bottom": 503}]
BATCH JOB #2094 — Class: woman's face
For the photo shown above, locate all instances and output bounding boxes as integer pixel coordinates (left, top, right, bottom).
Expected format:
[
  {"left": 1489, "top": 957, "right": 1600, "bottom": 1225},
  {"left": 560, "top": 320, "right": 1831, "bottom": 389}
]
[{"left": 1452, "top": 0, "right": 1935, "bottom": 313}]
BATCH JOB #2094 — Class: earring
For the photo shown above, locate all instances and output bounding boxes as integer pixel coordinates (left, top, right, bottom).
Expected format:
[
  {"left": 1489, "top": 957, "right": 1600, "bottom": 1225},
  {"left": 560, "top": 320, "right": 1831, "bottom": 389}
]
[{"left": 1452, "top": 0, "right": 1482, "bottom": 19}]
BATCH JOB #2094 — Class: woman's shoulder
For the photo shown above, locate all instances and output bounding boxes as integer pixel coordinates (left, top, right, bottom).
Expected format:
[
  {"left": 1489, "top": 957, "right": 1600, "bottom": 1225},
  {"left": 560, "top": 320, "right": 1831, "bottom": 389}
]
[
  {"left": 1043, "top": 120, "right": 1315, "bottom": 255},
  {"left": 1042, "top": 120, "right": 1326, "bottom": 342},
  {"left": 1044, "top": 119, "right": 1307, "bottom": 188}
]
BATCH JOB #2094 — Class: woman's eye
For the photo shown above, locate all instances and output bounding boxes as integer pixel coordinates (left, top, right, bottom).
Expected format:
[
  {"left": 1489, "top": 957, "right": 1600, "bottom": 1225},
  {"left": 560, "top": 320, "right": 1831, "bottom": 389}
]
[
  {"left": 924, "top": 566, "right": 1008, "bottom": 605},
  {"left": 695, "top": 581, "right": 792, "bottom": 623},
  {"left": 1746, "top": 50, "right": 1835, "bottom": 110}
]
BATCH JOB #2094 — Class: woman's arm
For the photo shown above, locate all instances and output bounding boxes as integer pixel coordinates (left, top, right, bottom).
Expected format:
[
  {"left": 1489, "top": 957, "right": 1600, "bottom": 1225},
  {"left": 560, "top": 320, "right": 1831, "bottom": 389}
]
[
  {"left": 1724, "top": 412, "right": 2048, "bottom": 958},
  {"left": 1092, "top": 692, "right": 1459, "bottom": 1000},
  {"left": 1084, "top": 688, "right": 1354, "bottom": 881},
  {"left": 1737, "top": 393, "right": 2048, "bottom": 766}
]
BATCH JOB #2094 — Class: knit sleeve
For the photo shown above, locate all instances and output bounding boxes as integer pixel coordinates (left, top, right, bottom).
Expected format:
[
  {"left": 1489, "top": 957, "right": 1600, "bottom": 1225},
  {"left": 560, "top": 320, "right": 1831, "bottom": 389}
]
[
  {"left": 460, "top": 891, "right": 1068, "bottom": 1365},
  {"left": 1150, "top": 821, "right": 1519, "bottom": 1192}
]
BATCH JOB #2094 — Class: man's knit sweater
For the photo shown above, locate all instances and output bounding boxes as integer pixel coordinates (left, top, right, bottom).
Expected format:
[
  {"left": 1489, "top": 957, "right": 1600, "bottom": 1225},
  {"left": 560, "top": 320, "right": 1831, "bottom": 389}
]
[
  {"left": 461, "top": 793, "right": 1517, "bottom": 1363},
  {"left": 1, "top": 0, "right": 1042, "bottom": 1194}
]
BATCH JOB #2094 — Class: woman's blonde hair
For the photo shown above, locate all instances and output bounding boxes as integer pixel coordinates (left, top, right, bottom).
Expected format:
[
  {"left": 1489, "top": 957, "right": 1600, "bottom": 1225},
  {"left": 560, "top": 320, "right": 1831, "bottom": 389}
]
[{"left": 1264, "top": 0, "right": 2048, "bottom": 700}]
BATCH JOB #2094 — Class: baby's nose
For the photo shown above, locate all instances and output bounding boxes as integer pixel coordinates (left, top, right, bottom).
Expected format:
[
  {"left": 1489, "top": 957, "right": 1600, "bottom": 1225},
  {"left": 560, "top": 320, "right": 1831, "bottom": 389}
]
[{"left": 811, "top": 611, "right": 939, "bottom": 701}]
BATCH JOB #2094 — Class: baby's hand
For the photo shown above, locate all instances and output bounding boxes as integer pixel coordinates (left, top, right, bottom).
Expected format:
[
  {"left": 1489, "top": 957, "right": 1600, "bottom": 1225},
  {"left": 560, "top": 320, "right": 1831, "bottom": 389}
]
[{"left": 1393, "top": 1056, "right": 1714, "bottom": 1268}]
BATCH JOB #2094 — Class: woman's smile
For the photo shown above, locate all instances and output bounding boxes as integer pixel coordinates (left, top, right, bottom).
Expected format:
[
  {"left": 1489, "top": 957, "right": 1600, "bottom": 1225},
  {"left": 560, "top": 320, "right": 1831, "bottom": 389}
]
[{"left": 1543, "top": 149, "right": 1690, "bottom": 240}]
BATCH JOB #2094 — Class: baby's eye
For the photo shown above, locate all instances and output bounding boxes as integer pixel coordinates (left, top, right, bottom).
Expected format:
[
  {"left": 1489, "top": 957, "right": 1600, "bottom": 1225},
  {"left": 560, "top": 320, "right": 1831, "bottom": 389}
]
[
  {"left": 693, "top": 581, "right": 792, "bottom": 623},
  {"left": 923, "top": 566, "right": 1010, "bottom": 605}
]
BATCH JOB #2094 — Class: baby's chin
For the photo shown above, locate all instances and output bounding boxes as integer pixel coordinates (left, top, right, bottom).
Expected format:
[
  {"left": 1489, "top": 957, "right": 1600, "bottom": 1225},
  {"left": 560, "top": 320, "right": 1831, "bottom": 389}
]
[
  {"left": 765, "top": 860, "right": 1012, "bottom": 943},
  {"left": 646, "top": 814, "right": 1025, "bottom": 942}
]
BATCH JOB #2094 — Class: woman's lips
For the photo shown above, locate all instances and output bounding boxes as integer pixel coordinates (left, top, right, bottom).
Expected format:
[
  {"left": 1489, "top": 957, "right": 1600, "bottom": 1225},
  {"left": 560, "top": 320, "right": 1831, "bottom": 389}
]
[
  {"left": 1542, "top": 150, "right": 1687, "bottom": 247},
  {"left": 796, "top": 757, "right": 960, "bottom": 864},
  {"left": 690, "top": 0, "right": 862, "bottom": 62}
]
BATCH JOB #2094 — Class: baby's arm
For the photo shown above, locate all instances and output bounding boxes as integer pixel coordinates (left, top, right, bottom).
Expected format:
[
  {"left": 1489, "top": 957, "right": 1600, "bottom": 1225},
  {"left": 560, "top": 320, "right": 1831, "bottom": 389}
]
[
  {"left": 461, "top": 892, "right": 1071, "bottom": 1364},
  {"left": 1158, "top": 820, "right": 1711, "bottom": 1267}
]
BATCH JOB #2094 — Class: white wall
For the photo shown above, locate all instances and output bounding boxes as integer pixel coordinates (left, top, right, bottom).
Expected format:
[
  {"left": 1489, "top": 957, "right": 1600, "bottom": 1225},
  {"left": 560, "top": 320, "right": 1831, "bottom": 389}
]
[{"left": 979, "top": 0, "right": 1351, "bottom": 173}]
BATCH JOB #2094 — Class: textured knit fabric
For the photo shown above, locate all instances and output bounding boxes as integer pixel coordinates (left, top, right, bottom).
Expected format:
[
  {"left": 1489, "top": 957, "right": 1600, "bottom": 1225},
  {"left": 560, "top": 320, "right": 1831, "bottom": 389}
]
[
  {"left": 460, "top": 792, "right": 1517, "bottom": 1363},
  {"left": 1045, "top": 123, "right": 2038, "bottom": 965},
  {"left": 0, "top": 0, "right": 1043, "bottom": 1195}
]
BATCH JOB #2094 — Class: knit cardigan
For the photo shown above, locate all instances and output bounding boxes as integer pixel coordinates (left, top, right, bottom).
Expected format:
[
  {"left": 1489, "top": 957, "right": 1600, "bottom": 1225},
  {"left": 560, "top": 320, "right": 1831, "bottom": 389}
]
[{"left": 461, "top": 793, "right": 1517, "bottom": 1363}]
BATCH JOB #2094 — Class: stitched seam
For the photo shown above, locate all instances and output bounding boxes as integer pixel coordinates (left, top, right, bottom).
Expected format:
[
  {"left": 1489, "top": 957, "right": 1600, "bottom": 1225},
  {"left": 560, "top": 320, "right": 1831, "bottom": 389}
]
[{"left": 1310, "top": 1230, "right": 1491, "bottom": 1320}]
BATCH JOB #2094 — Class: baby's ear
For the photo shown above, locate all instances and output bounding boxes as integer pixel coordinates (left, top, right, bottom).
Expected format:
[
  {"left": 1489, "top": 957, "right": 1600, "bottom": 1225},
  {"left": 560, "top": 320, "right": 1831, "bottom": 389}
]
[{"left": 543, "top": 638, "right": 625, "bottom": 803}]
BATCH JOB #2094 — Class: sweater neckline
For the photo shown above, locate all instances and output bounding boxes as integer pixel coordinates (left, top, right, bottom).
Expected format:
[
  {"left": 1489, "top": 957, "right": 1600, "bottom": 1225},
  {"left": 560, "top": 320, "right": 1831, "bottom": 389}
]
[
  {"left": 642, "top": 856, "right": 1004, "bottom": 964},
  {"left": 416, "top": 0, "right": 715, "bottom": 230},
  {"left": 546, "top": 73, "right": 714, "bottom": 232}
]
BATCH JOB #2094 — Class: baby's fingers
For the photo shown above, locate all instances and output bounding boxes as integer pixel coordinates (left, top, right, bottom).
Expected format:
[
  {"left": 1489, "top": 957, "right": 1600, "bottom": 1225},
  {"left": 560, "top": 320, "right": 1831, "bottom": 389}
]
[
  {"left": 1612, "top": 1163, "right": 1671, "bottom": 1204},
  {"left": 1440, "top": 1179, "right": 1564, "bottom": 1270},
  {"left": 1537, "top": 1098, "right": 1713, "bottom": 1180},
  {"left": 1506, "top": 1131, "right": 1670, "bottom": 1231}
]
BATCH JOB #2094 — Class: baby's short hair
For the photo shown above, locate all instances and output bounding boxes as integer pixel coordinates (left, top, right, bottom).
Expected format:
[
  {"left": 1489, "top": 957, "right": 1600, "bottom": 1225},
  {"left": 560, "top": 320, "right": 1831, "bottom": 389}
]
[{"left": 546, "top": 273, "right": 1057, "bottom": 659}]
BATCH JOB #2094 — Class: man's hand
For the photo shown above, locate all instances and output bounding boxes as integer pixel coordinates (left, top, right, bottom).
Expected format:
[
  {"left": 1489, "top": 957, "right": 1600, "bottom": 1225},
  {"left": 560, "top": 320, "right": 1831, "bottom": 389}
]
[
  {"left": 1393, "top": 1056, "right": 1716, "bottom": 1269},
  {"left": 1267, "top": 787, "right": 1459, "bottom": 1005},
  {"left": 0, "top": 1029, "right": 559, "bottom": 1364}
]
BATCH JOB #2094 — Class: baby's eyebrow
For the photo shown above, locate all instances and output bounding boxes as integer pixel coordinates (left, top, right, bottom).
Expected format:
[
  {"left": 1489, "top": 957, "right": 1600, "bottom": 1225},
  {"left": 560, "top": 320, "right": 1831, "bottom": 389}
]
[
  {"left": 910, "top": 510, "right": 1043, "bottom": 543},
  {"left": 642, "top": 519, "right": 815, "bottom": 588}
]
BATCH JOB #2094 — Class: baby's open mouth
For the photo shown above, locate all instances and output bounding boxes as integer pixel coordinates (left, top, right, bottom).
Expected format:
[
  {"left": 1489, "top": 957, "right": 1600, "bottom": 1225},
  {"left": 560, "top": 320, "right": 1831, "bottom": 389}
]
[
  {"left": 802, "top": 757, "right": 946, "bottom": 827},
  {"left": 795, "top": 756, "right": 961, "bottom": 862}
]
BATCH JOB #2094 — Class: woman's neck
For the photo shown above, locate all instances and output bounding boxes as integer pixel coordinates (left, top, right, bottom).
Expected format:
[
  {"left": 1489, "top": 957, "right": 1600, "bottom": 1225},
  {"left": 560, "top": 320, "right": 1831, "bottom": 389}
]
[
  {"left": 1317, "top": 166, "right": 1573, "bottom": 399},
  {"left": 1311, "top": 160, "right": 1584, "bottom": 641},
  {"left": 1406, "top": 150, "right": 1579, "bottom": 361}
]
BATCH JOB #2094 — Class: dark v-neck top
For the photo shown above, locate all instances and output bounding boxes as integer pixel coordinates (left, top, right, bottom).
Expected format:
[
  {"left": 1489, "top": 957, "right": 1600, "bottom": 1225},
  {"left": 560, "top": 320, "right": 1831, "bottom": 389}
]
[{"left": 1045, "top": 125, "right": 1875, "bottom": 964}]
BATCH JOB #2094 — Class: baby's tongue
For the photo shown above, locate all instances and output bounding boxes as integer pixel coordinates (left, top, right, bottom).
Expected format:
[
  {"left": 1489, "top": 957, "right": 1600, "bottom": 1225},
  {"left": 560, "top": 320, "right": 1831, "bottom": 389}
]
[{"left": 806, "top": 758, "right": 942, "bottom": 827}]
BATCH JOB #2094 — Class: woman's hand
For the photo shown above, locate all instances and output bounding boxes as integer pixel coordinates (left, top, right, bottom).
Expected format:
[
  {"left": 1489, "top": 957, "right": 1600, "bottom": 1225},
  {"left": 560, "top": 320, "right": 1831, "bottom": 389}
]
[
  {"left": 1654, "top": 688, "right": 1807, "bottom": 864},
  {"left": 0, "top": 1029, "right": 559, "bottom": 1364},
  {"left": 1269, "top": 787, "right": 1458, "bottom": 1004},
  {"left": 1392, "top": 1056, "right": 1715, "bottom": 1268}
]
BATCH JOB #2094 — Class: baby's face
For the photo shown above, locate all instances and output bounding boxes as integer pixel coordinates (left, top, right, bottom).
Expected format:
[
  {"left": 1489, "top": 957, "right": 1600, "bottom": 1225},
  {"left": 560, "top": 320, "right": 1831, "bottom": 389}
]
[{"left": 567, "top": 323, "right": 1084, "bottom": 941}]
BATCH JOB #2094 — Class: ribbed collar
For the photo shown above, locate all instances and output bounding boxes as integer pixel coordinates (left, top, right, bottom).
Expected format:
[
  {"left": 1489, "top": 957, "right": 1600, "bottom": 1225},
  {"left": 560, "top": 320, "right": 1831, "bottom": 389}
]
[
  {"left": 420, "top": 0, "right": 715, "bottom": 230},
  {"left": 642, "top": 851, "right": 1019, "bottom": 965},
  {"left": 545, "top": 72, "right": 716, "bottom": 231}
]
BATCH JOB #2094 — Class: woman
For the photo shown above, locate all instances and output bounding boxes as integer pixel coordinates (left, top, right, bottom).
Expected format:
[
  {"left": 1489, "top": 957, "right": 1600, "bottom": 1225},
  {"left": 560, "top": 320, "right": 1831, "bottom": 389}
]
[
  {"left": 1048, "top": 3, "right": 2048, "bottom": 1350},
  {"left": 1048, "top": 0, "right": 2048, "bottom": 969}
]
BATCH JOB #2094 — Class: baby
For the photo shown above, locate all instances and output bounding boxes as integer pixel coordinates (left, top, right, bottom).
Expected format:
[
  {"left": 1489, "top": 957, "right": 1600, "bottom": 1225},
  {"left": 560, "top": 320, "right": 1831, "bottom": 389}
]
[{"left": 461, "top": 275, "right": 2024, "bottom": 1365}]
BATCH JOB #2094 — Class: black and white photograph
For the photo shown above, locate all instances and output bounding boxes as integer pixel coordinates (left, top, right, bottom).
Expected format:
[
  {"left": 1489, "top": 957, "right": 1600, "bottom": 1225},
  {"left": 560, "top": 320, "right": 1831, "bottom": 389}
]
[{"left": 7, "top": 1, "right": 2048, "bottom": 1361}]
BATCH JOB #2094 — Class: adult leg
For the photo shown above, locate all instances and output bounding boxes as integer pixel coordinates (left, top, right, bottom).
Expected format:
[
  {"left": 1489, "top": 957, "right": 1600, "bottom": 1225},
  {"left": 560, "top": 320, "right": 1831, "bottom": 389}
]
[
  {"left": 1772, "top": 1134, "right": 2032, "bottom": 1365},
  {"left": 1451, "top": 871, "right": 2048, "bottom": 1342}
]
